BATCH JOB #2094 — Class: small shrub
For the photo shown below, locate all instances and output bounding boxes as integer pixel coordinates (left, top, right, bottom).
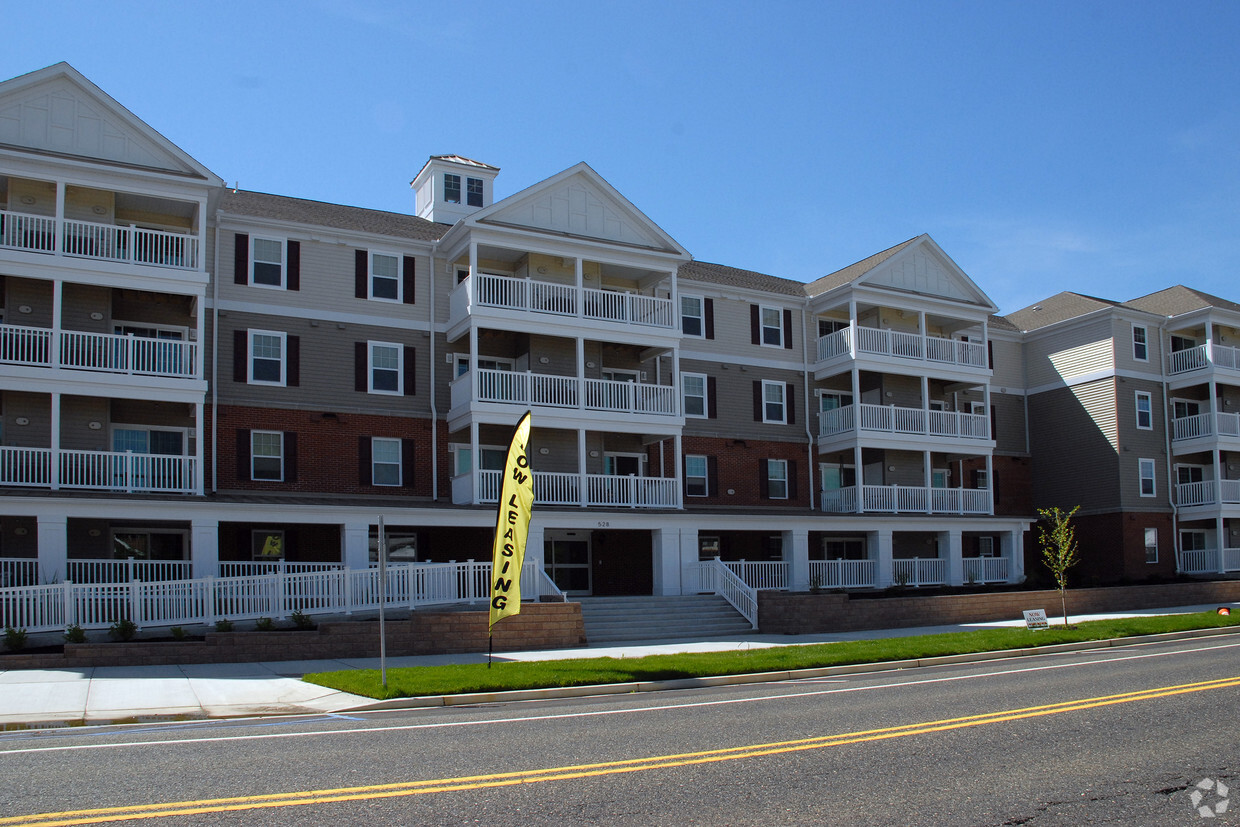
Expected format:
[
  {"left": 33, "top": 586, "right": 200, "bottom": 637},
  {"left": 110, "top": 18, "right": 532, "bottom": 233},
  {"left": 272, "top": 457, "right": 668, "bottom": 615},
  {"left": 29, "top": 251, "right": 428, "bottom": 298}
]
[
  {"left": 169, "top": 626, "right": 188, "bottom": 640},
  {"left": 4, "top": 626, "right": 27, "bottom": 651},
  {"left": 290, "top": 610, "right": 315, "bottom": 630},
  {"left": 214, "top": 619, "right": 234, "bottom": 633},
  {"left": 63, "top": 624, "right": 86, "bottom": 644},
  {"left": 255, "top": 617, "right": 275, "bottom": 632},
  {"left": 108, "top": 617, "right": 137, "bottom": 642}
]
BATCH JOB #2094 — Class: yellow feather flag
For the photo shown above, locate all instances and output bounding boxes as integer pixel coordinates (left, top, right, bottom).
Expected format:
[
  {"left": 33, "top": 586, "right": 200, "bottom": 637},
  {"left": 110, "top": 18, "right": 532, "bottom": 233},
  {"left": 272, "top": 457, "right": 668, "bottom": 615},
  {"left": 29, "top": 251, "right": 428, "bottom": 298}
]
[{"left": 489, "top": 411, "right": 533, "bottom": 632}]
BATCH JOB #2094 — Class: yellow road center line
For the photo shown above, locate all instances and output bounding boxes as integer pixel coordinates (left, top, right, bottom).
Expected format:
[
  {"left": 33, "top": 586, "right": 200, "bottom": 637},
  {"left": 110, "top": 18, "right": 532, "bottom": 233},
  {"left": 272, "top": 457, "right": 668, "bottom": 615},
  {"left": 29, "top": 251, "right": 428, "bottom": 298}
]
[{"left": 7, "top": 675, "right": 1239, "bottom": 826}]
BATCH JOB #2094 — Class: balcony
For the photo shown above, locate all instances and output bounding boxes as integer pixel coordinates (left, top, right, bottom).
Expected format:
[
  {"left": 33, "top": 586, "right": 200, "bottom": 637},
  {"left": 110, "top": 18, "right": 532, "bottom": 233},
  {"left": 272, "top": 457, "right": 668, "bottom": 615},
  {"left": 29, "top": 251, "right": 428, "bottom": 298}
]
[
  {"left": 450, "top": 273, "right": 676, "bottom": 333},
  {"left": 816, "top": 325, "right": 988, "bottom": 373},
  {"left": 1175, "top": 479, "right": 1240, "bottom": 508},
  {"left": 0, "top": 209, "right": 200, "bottom": 271},
  {"left": 0, "top": 324, "right": 198, "bottom": 379},
  {"left": 822, "top": 485, "right": 992, "bottom": 515},
  {"left": 452, "top": 369, "right": 677, "bottom": 418},
  {"left": 819, "top": 403, "right": 990, "bottom": 445},
  {"left": 1167, "top": 342, "right": 1240, "bottom": 376},
  {"left": 1178, "top": 547, "right": 1240, "bottom": 575},
  {"left": 453, "top": 469, "right": 679, "bottom": 508},
  {"left": 0, "top": 446, "right": 198, "bottom": 494}
]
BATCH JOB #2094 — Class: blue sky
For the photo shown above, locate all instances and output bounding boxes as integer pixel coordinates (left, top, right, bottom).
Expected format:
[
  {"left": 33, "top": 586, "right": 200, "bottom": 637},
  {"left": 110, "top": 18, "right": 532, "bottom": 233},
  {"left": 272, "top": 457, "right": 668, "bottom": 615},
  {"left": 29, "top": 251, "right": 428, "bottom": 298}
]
[{"left": 5, "top": 0, "right": 1238, "bottom": 315}]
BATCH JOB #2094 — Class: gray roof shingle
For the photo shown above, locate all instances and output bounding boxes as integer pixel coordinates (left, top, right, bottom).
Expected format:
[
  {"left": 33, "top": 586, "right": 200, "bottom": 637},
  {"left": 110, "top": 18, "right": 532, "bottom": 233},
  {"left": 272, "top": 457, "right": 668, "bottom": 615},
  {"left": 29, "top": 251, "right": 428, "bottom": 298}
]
[
  {"left": 1123, "top": 285, "right": 1240, "bottom": 317},
  {"left": 805, "top": 237, "right": 920, "bottom": 297},
  {"left": 1002, "top": 292, "right": 1122, "bottom": 332},
  {"left": 677, "top": 260, "right": 810, "bottom": 297},
  {"left": 219, "top": 190, "right": 447, "bottom": 243}
]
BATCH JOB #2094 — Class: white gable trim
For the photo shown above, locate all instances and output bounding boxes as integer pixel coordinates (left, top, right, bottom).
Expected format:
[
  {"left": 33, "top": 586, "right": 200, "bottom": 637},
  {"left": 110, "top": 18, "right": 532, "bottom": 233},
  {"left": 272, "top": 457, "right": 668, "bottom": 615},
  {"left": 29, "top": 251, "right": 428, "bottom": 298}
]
[
  {"left": 0, "top": 62, "right": 221, "bottom": 184},
  {"left": 854, "top": 235, "right": 997, "bottom": 311}
]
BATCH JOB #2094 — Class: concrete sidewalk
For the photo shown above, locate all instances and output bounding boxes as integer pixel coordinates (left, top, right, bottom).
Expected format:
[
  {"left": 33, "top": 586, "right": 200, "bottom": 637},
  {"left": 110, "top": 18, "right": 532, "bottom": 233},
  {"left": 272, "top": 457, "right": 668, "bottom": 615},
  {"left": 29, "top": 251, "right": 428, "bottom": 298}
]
[{"left": 0, "top": 602, "right": 1235, "bottom": 728}]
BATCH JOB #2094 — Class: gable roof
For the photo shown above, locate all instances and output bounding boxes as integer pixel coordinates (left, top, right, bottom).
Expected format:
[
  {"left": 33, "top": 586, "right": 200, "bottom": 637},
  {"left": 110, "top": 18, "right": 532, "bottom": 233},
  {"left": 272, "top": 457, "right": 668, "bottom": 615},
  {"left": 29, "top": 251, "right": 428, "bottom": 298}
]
[
  {"left": 1123, "top": 284, "right": 1240, "bottom": 317},
  {"left": 1002, "top": 291, "right": 1123, "bottom": 332},
  {"left": 678, "top": 260, "right": 809, "bottom": 297},
  {"left": 0, "top": 62, "right": 221, "bottom": 184},
  {"left": 806, "top": 237, "right": 919, "bottom": 295},
  {"left": 219, "top": 190, "right": 446, "bottom": 243}
]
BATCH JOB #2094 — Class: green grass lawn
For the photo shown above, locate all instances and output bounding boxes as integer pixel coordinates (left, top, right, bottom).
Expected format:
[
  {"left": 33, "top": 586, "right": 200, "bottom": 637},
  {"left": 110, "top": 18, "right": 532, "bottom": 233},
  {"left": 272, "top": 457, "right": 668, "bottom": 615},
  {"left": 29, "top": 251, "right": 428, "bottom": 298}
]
[{"left": 302, "top": 611, "right": 1240, "bottom": 700}]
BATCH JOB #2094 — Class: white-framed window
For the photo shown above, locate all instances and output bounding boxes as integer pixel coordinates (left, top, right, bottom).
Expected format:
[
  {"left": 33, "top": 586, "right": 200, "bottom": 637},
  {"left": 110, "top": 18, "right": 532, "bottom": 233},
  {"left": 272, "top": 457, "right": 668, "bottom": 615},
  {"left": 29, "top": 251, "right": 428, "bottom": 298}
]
[
  {"left": 760, "top": 306, "right": 784, "bottom": 347},
  {"left": 369, "top": 342, "right": 402, "bottom": 394},
  {"left": 975, "top": 469, "right": 989, "bottom": 490},
  {"left": 969, "top": 401, "right": 987, "bottom": 416},
  {"left": 681, "top": 295, "right": 704, "bottom": 337},
  {"left": 604, "top": 454, "right": 644, "bottom": 476},
  {"left": 1135, "top": 390, "right": 1153, "bottom": 430},
  {"left": 1144, "top": 527, "right": 1158, "bottom": 564},
  {"left": 766, "top": 459, "right": 789, "bottom": 499},
  {"left": 820, "top": 463, "right": 856, "bottom": 490},
  {"left": 251, "top": 431, "right": 284, "bottom": 481},
  {"left": 251, "top": 237, "right": 285, "bottom": 288},
  {"left": 444, "top": 173, "right": 461, "bottom": 203},
  {"left": 371, "top": 437, "right": 402, "bottom": 487},
  {"left": 978, "top": 536, "right": 995, "bottom": 557},
  {"left": 252, "top": 529, "right": 284, "bottom": 560},
  {"left": 1180, "top": 529, "right": 1207, "bottom": 552},
  {"left": 699, "top": 535, "right": 721, "bottom": 559},
  {"left": 682, "top": 372, "right": 707, "bottom": 418},
  {"left": 466, "top": 177, "right": 484, "bottom": 207},
  {"left": 932, "top": 468, "right": 949, "bottom": 488},
  {"left": 1172, "top": 399, "right": 1201, "bottom": 420},
  {"left": 685, "top": 454, "right": 709, "bottom": 496},
  {"left": 762, "top": 380, "right": 786, "bottom": 424},
  {"left": 1139, "top": 458, "right": 1157, "bottom": 496},
  {"left": 1133, "top": 324, "right": 1149, "bottom": 362},
  {"left": 369, "top": 252, "right": 401, "bottom": 301},
  {"left": 1176, "top": 465, "right": 1205, "bottom": 486},
  {"left": 929, "top": 399, "right": 947, "bottom": 412},
  {"left": 455, "top": 355, "right": 514, "bottom": 377},
  {"left": 818, "top": 318, "right": 848, "bottom": 338},
  {"left": 818, "top": 391, "right": 853, "bottom": 413},
  {"left": 452, "top": 444, "right": 507, "bottom": 476},
  {"left": 248, "top": 330, "right": 286, "bottom": 385},
  {"left": 112, "top": 427, "right": 188, "bottom": 456}
]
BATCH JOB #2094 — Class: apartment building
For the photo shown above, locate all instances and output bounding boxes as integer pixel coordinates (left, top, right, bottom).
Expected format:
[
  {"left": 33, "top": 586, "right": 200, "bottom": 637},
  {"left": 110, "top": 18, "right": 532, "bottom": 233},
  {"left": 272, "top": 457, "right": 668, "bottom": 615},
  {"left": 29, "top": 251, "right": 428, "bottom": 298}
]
[
  {"left": 0, "top": 62, "right": 1064, "bottom": 616},
  {"left": 1005, "top": 286, "right": 1240, "bottom": 582}
]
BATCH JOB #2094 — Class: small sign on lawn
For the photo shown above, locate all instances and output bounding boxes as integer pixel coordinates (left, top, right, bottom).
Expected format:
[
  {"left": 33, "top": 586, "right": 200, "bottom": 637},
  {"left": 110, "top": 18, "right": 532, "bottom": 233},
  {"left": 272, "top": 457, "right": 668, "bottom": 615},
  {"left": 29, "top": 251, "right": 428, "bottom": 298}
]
[{"left": 1023, "top": 609, "right": 1049, "bottom": 630}]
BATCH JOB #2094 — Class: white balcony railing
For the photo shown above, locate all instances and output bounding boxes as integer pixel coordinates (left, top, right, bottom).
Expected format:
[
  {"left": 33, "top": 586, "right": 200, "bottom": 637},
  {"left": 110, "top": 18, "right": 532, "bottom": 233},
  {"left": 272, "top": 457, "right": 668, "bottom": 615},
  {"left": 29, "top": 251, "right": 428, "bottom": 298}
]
[
  {"left": 1167, "top": 343, "right": 1240, "bottom": 375},
  {"left": 458, "top": 368, "right": 678, "bottom": 416},
  {"left": 0, "top": 209, "right": 199, "bottom": 270},
  {"left": 809, "top": 559, "right": 878, "bottom": 589},
  {"left": 892, "top": 557, "right": 948, "bottom": 587},
  {"left": 822, "top": 485, "right": 992, "bottom": 514},
  {"left": 0, "top": 558, "right": 40, "bottom": 588},
  {"left": 0, "top": 323, "right": 198, "bottom": 379},
  {"left": 460, "top": 273, "right": 676, "bottom": 330},
  {"left": 0, "top": 446, "right": 197, "bottom": 494},
  {"left": 1177, "top": 547, "right": 1240, "bottom": 574},
  {"left": 1172, "top": 412, "right": 1240, "bottom": 442},
  {"left": 465, "top": 469, "right": 679, "bottom": 508},
  {"left": 816, "top": 324, "right": 987, "bottom": 370},
  {"left": 820, "top": 403, "right": 989, "bottom": 440},
  {"left": 722, "top": 560, "right": 789, "bottom": 590},
  {"left": 963, "top": 556, "right": 1009, "bottom": 584},
  {"left": 1175, "top": 479, "right": 1240, "bottom": 508},
  {"left": 68, "top": 559, "right": 193, "bottom": 583}
]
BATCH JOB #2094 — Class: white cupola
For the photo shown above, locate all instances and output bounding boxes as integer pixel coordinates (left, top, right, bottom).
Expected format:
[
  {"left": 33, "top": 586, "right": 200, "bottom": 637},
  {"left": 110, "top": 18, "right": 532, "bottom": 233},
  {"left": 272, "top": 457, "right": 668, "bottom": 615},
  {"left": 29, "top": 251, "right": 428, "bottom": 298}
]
[{"left": 411, "top": 155, "right": 499, "bottom": 225}]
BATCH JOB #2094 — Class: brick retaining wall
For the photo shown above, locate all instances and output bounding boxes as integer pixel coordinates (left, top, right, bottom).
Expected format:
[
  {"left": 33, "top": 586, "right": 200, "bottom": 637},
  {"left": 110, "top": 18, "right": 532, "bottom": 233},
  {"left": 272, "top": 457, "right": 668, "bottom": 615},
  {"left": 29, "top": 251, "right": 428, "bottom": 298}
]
[
  {"left": 0, "top": 603, "right": 586, "bottom": 669},
  {"left": 757, "top": 580, "right": 1240, "bottom": 634}
]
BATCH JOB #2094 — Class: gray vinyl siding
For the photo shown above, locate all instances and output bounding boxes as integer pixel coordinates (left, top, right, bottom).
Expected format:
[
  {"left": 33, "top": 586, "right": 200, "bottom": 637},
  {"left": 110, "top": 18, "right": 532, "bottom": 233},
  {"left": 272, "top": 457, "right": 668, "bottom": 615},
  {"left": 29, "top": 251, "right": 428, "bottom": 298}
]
[
  {"left": 215, "top": 312, "right": 431, "bottom": 417},
  {"left": 1113, "top": 317, "right": 1165, "bottom": 375},
  {"left": 60, "top": 284, "right": 110, "bottom": 333},
  {"left": 2, "top": 392, "right": 50, "bottom": 447},
  {"left": 5, "top": 278, "right": 53, "bottom": 327},
  {"left": 59, "top": 397, "right": 109, "bottom": 451},
  {"left": 990, "top": 392, "right": 1026, "bottom": 454},
  {"left": 1027, "top": 379, "right": 1121, "bottom": 510},
  {"left": 1117, "top": 378, "right": 1170, "bottom": 508},
  {"left": 1025, "top": 320, "right": 1114, "bottom": 387},
  {"left": 988, "top": 337, "right": 1024, "bottom": 389},
  {"left": 676, "top": 287, "right": 805, "bottom": 364},
  {"left": 679, "top": 361, "right": 808, "bottom": 442}
]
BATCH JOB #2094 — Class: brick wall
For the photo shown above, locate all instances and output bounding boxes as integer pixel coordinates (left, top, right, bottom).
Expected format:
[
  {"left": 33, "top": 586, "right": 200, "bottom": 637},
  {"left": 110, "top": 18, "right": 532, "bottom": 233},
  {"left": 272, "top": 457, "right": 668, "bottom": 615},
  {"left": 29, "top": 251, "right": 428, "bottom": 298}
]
[
  {"left": 0, "top": 604, "right": 585, "bottom": 669},
  {"left": 757, "top": 580, "right": 1240, "bottom": 634},
  {"left": 681, "top": 435, "right": 812, "bottom": 508}
]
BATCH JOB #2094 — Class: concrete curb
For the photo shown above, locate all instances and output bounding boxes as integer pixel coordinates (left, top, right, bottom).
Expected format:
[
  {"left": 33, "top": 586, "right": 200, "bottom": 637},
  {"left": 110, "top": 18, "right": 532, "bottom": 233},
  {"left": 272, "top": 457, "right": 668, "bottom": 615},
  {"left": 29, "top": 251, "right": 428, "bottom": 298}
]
[{"left": 339, "top": 625, "right": 1240, "bottom": 712}]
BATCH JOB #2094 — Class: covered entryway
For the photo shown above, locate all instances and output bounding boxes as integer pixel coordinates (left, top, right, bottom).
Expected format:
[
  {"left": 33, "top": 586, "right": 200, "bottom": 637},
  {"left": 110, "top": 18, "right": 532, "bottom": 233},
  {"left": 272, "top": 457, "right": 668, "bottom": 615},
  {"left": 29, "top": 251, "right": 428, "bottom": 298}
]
[{"left": 544, "top": 529, "right": 592, "bottom": 595}]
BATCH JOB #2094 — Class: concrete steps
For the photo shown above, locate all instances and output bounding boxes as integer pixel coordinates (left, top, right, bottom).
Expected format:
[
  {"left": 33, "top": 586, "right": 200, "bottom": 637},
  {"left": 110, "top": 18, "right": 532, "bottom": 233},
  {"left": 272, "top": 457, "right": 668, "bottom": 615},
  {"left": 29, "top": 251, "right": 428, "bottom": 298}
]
[{"left": 576, "top": 594, "right": 754, "bottom": 643}]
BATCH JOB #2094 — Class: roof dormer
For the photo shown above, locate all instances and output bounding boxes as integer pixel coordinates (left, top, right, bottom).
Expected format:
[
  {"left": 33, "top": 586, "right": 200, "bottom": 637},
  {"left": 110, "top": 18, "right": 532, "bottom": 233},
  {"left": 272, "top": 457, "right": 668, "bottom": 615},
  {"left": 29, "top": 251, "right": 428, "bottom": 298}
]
[{"left": 411, "top": 155, "right": 499, "bottom": 225}]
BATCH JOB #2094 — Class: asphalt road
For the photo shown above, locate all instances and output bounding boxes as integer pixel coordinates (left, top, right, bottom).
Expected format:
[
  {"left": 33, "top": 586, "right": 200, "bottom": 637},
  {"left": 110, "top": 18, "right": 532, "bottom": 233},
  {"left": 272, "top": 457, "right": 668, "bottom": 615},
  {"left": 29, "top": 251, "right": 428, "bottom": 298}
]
[{"left": 1, "top": 635, "right": 1237, "bottom": 826}]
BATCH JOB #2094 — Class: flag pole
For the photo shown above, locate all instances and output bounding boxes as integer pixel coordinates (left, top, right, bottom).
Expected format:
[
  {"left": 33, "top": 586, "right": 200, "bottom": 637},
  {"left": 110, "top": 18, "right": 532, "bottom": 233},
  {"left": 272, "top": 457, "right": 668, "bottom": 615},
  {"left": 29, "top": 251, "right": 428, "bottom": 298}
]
[{"left": 378, "top": 515, "right": 387, "bottom": 688}]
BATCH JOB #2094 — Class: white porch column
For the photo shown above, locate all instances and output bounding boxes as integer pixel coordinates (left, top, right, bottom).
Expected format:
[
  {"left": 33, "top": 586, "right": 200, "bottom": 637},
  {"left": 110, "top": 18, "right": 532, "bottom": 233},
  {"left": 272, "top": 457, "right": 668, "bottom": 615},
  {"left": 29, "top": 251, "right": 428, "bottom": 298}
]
[
  {"left": 578, "top": 429, "right": 588, "bottom": 507},
  {"left": 50, "top": 392, "right": 61, "bottom": 490},
  {"left": 1217, "top": 515, "right": 1227, "bottom": 575},
  {"left": 943, "top": 529, "right": 964, "bottom": 585},
  {"left": 652, "top": 528, "right": 682, "bottom": 596},
  {"left": 576, "top": 337, "right": 585, "bottom": 410},
  {"left": 51, "top": 280, "right": 63, "bottom": 367},
  {"left": 190, "top": 519, "right": 219, "bottom": 579},
  {"left": 574, "top": 257, "right": 583, "bottom": 319},
  {"left": 342, "top": 521, "right": 370, "bottom": 570},
  {"left": 37, "top": 515, "right": 68, "bottom": 583},
  {"left": 470, "top": 420, "right": 480, "bottom": 504},
  {"left": 784, "top": 528, "right": 810, "bottom": 592},
  {"left": 1004, "top": 528, "right": 1026, "bottom": 582},
  {"left": 673, "top": 433, "right": 683, "bottom": 508},
  {"left": 871, "top": 528, "right": 894, "bottom": 587},
  {"left": 678, "top": 528, "right": 700, "bottom": 594},
  {"left": 194, "top": 401, "right": 205, "bottom": 495}
]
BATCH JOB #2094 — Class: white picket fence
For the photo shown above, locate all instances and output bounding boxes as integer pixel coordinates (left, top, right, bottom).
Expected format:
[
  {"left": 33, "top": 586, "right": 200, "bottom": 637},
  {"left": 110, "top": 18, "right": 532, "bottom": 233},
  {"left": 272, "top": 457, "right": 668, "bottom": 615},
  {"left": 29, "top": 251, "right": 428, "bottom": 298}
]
[{"left": 0, "top": 561, "right": 560, "bottom": 634}]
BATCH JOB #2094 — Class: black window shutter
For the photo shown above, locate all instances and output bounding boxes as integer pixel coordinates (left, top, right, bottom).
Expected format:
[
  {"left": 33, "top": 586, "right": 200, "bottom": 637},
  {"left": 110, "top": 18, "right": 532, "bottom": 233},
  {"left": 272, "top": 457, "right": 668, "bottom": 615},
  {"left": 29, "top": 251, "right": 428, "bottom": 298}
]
[
  {"left": 750, "top": 305, "right": 760, "bottom": 345},
  {"left": 704, "top": 298, "right": 715, "bottom": 340},
  {"left": 359, "top": 436, "right": 372, "bottom": 486},
  {"left": 402, "top": 256, "right": 416, "bottom": 304},
  {"left": 355, "top": 249, "right": 368, "bottom": 299},
  {"left": 990, "top": 406, "right": 997, "bottom": 441},
  {"left": 758, "top": 458, "right": 769, "bottom": 499},
  {"left": 404, "top": 346, "right": 417, "bottom": 395},
  {"left": 681, "top": 456, "right": 689, "bottom": 496},
  {"left": 286, "top": 335, "right": 300, "bottom": 387},
  {"left": 234, "top": 233, "right": 248, "bottom": 285},
  {"left": 233, "top": 330, "right": 248, "bottom": 383},
  {"left": 402, "top": 439, "right": 416, "bottom": 489},
  {"left": 283, "top": 432, "right": 298, "bottom": 483},
  {"left": 788, "top": 459, "right": 798, "bottom": 499},
  {"left": 992, "top": 468, "right": 1001, "bottom": 504},
  {"left": 786, "top": 383, "right": 796, "bottom": 425},
  {"left": 236, "top": 429, "right": 251, "bottom": 481},
  {"left": 987, "top": 340, "right": 994, "bottom": 369},
  {"left": 753, "top": 381, "right": 762, "bottom": 421},
  {"left": 783, "top": 309, "right": 793, "bottom": 349},
  {"left": 286, "top": 240, "right": 300, "bottom": 291},
  {"left": 354, "top": 343, "right": 368, "bottom": 392},
  {"left": 708, "top": 455, "right": 718, "bottom": 497},
  {"left": 707, "top": 376, "right": 718, "bottom": 419}
]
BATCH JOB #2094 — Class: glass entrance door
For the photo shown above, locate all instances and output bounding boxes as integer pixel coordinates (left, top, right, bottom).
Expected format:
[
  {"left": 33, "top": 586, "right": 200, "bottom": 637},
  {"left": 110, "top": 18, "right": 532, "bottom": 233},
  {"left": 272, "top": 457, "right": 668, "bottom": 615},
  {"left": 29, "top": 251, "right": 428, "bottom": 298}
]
[{"left": 544, "top": 532, "right": 592, "bottom": 595}]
